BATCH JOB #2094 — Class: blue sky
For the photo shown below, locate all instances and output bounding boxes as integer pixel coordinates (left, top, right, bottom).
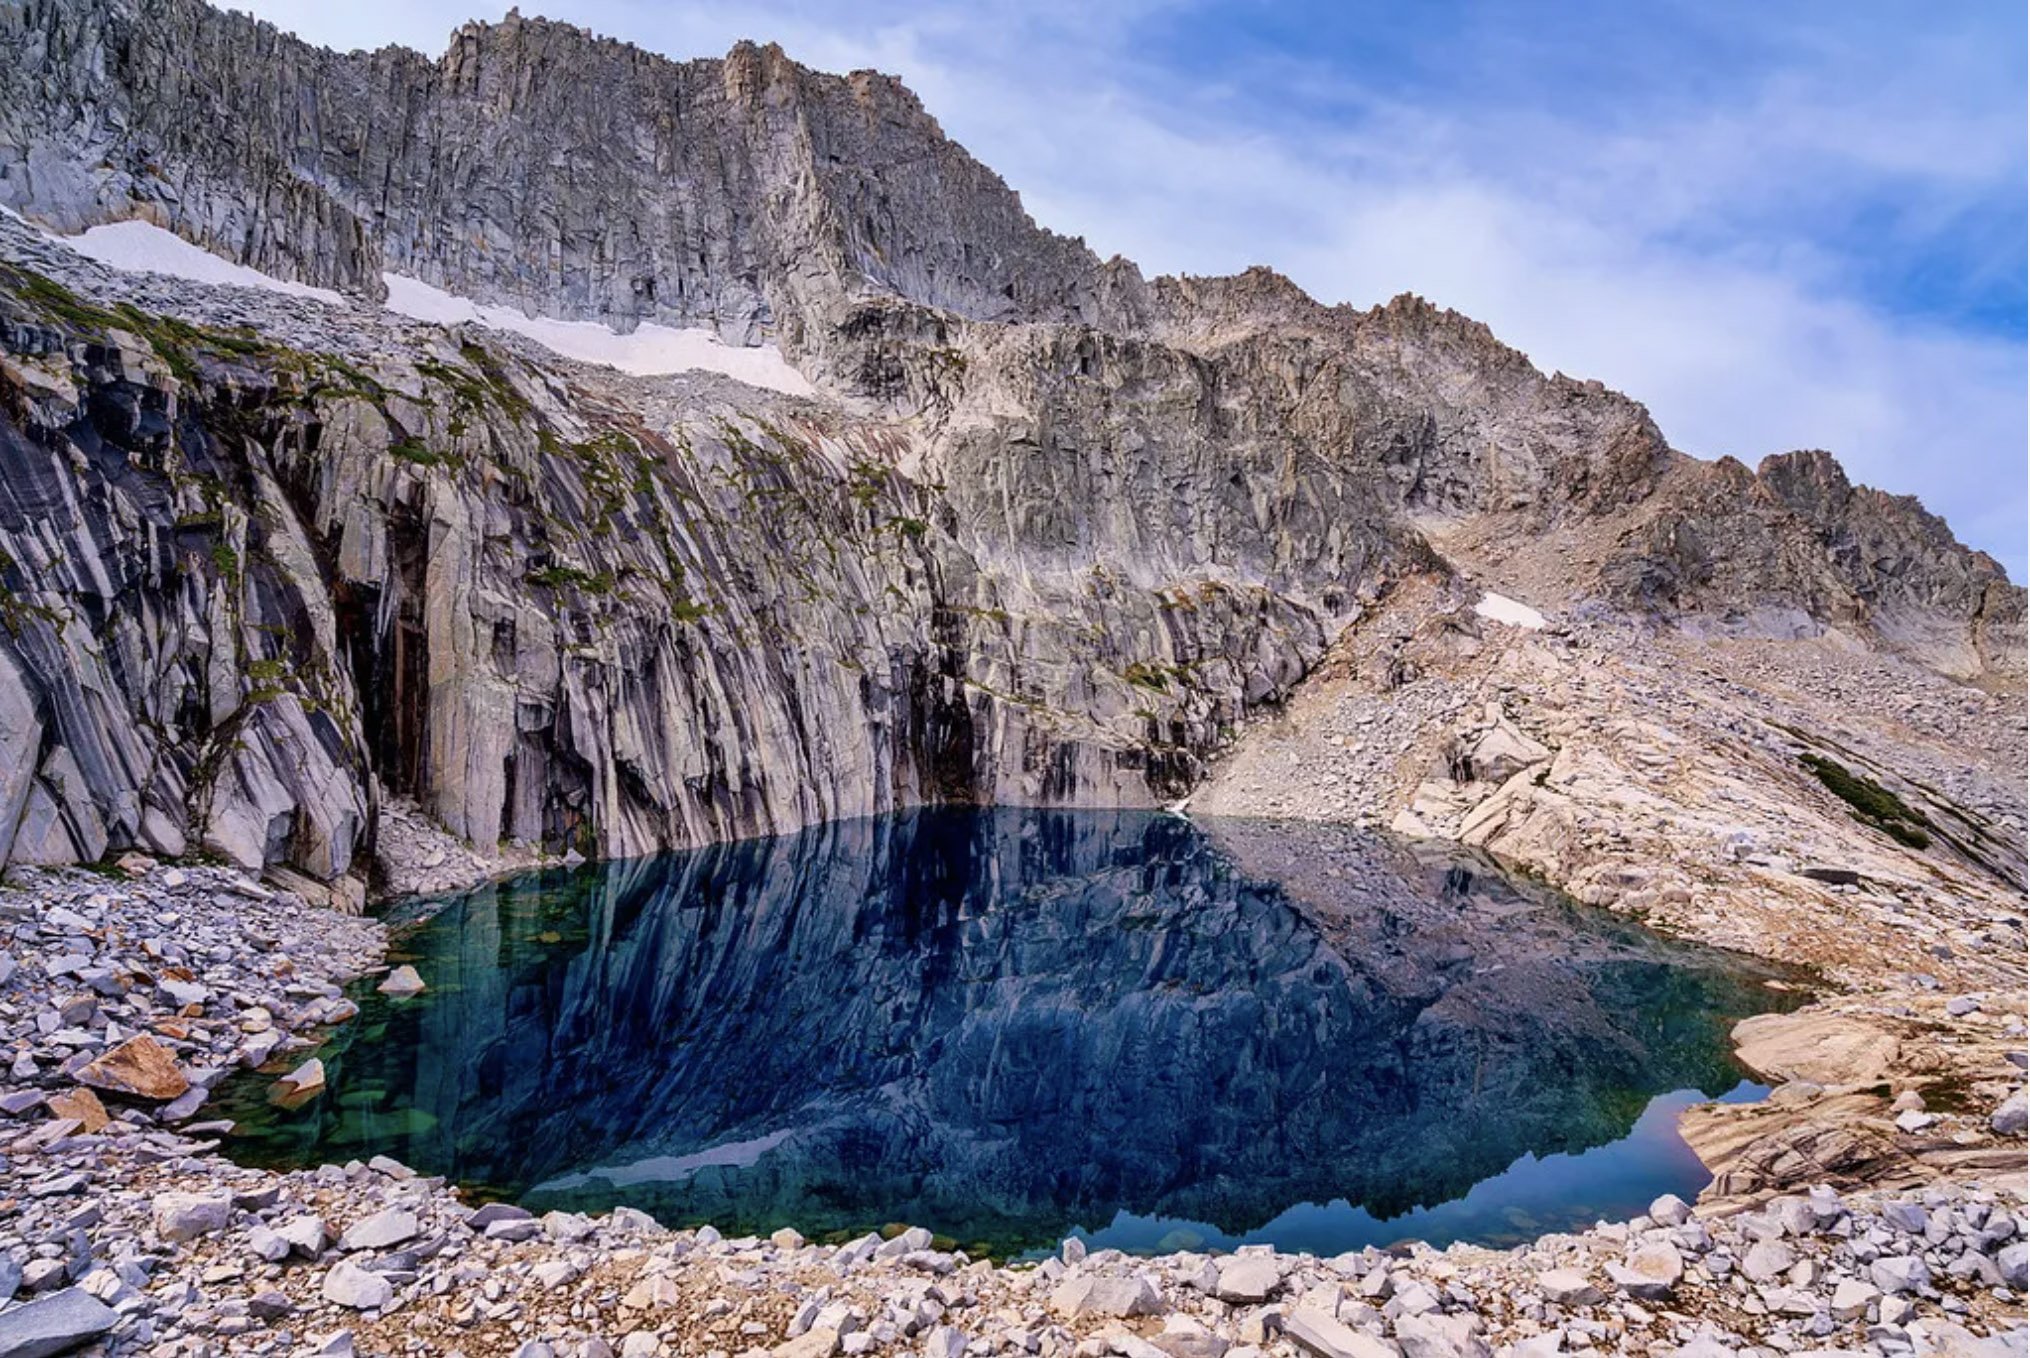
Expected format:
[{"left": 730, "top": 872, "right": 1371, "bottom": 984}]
[{"left": 238, "top": 0, "right": 2028, "bottom": 579}]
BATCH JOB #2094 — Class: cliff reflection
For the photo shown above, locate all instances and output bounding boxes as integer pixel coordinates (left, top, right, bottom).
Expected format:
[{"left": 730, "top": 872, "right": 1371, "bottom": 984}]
[{"left": 223, "top": 810, "right": 1793, "bottom": 1254}]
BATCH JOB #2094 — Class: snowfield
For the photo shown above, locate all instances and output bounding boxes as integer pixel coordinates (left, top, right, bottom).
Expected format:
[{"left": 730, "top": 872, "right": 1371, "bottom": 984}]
[
  {"left": 380, "top": 273, "right": 814, "bottom": 395},
  {"left": 41, "top": 216, "right": 345, "bottom": 303},
  {"left": 17, "top": 212, "right": 814, "bottom": 394},
  {"left": 1474, "top": 591, "right": 1549, "bottom": 630}
]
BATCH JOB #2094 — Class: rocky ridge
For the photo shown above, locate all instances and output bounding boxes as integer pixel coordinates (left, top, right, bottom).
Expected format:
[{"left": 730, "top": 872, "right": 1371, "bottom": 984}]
[{"left": 0, "top": 186, "right": 2019, "bottom": 891}]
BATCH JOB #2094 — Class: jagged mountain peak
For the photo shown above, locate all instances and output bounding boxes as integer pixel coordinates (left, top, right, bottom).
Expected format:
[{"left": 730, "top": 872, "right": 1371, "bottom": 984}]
[{"left": 0, "top": 0, "right": 2017, "bottom": 895}]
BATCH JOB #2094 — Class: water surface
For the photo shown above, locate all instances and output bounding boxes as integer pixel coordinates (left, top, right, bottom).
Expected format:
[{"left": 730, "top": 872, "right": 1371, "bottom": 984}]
[{"left": 220, "top": 810, "right": 1797, "bottom": 1256}]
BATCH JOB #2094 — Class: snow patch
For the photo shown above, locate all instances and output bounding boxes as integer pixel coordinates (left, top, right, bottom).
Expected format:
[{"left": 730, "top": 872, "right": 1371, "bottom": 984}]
[
  {"left": 11, "top": 214, "right": 815, "bottom": 396},
  {"left": 381, "top": 273, "right": 815, "bottom": 395},
  {"left": 1474, "top": 592, "right": 1548, "bottom": 630},
  {"left": 51, "top": 218, "right": 344, "bottom": 304}
]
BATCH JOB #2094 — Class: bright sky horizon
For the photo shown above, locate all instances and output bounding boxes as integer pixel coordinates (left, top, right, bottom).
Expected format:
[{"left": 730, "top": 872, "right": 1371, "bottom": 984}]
[{"left": 234, "top": 0, "right": 2029, "bottom": 580}]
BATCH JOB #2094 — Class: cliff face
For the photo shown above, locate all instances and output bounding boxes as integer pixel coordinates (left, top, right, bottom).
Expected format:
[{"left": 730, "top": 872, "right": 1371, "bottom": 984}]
[
  {"left": 0, "top": 0, "right": 1112, "bottom": 347},
  {"left": 0, "top": 224, "right": 1396, "bottom": 887},
  {"left": 0, "top": 0, "right": 2018, "bottom": 893}
]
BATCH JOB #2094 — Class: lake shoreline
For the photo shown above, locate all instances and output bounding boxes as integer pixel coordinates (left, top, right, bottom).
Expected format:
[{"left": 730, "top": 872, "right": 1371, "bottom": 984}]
[
  {"left": 220, "top": 813, "right": 1807, "bottom": 1262},
  {"left": 0, "top": 853, "right": 2023, "bottom": 1357}
]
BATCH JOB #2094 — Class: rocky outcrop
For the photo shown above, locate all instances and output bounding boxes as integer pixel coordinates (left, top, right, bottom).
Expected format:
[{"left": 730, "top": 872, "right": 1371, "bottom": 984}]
[
  {"left": 0, "top": 1, "right": 2018, "bottom": 887},
  {"left": 1596, "top": 450, "right": 2025, "bottom": 682}
]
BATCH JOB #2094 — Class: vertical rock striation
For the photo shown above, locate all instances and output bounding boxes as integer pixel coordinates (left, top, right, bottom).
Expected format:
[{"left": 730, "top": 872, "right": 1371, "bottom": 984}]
[{"left": 0, "top": 0, "right": 2017, "bottom": 891}]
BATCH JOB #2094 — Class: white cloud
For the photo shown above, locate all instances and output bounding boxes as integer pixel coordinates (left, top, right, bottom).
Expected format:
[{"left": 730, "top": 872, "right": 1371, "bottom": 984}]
[{"left": 231, "top": 0, "right": 2029, "bottom": 578}]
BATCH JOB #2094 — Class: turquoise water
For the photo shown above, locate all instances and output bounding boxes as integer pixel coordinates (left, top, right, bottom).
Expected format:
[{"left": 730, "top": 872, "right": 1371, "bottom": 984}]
[{"left": 218, "top": 810, "right": 1798, "bottom": 1257}]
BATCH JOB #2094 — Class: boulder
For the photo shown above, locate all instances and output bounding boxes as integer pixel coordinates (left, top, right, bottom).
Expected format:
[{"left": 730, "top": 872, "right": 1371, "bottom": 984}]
[
  {"left": 773, "top": 1329, "right": 838, "bottom": 1358},
  {"left": 1647, "top": 1194, "right": 1692, "bottom": 1227},
  {"left": 247, "top": 1225, "right": 291, "bottom": 1263},
  {"left": 76, "top": 1034, "right": 189, "bottom": 1101},
  {"left": 1991, "top": 1090, "right": 2027, "bottom": 1137},
  {"left": 43, "top": 1087, "right": 108, "bottom": 1133},
  {"left": 1829, "top": 1277, "right": 1878, "bottom": 1321},
  {"left": 159, "top": 978, "right": 209, "bottom": 1010},
  {"left": 1395, "top": 1313, "right": 1491, "bottom": 1358},
  {"left": 467, "top": 1203, "right": 534, "bottom": 1230},
  {"left": 275, "top": 1215, "right": 330, "bottom": 1257},
  {"left": 1869, "top": 1255, "right": 1930, "bottom": 1295},
  {"left": 1214, "top": 1257, "right": 1282, "bottom": 1304},
  {"left": 0, "top": 1288, "right": 119, "bottom": 1358},
  {"left": 338, "top": 1208, "right": 419, "bottom": 1252},
  {"left": 152, "top": 1192, "right": 233, "bottom": 1243},
  {"left": 1607, "top": 1244, "right": 1683, "bottom": 1300},
  {"left": 1741, "top": 1240, "right": 1796, "bottom": 1283},
  {"left": 376, "top": 965, "right": 426, "bottom": 998},
  {"left": 321, "top": 1261, "right": 393, "bottom": 1311},
  {"left": 1998, "top": 1242, "right": 2027, "bottom": 1290},
  {"left": 533, "top": 1260, "right": 580, "bottom": 1290},
  {"left": 270, "top": 1058, "right": 326, "bottom": 1107},
  {"left": 916, "top": 1329, "right": 964, "bottom": 1358},
  {"left": 1148, "top": 1335, "right": 1230, "bottom": 1358},
  {"left": 1536, "top": 1268, "right": 1603, "bottom": 1307},
  {"left": 1279, "top": 1306, "right": 1396, "bottom": 1358},
  {"left": 1050, "top": 1276, "right": 1164, "bottom": 1319},
  {"left": 1884, "top": 1202, "right": 1929, "bottom": 1234}
]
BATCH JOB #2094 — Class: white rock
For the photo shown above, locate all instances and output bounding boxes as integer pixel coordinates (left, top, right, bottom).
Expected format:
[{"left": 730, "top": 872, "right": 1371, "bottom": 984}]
[
  {"left": 1395, "top": 1312, "right": 1492, "bottom": 1358},
  {"left": 321, "top": 1261, "right": 393, "bottom": 1311},
  {"left": 1829, "top": 1277, "right": 1878, "bottom": 1321},
  {"left": 338, "top": 1207, "right": 419, "bottom": 1252},
  {"left": 275, "top": 1215, "right": 329, "bottom": 1256},
  {"left": 1607, "top": 1244, "right": 1683, "bottom": 1300},
  {"left": 152, "top": 1192, "right": 233, "bottom": 1243},
  {"left": 376, "top": 964, "right": 426, "bottom": 997},
  {"left": 920, "top": 1326, "right": 966, "bottom": 1358},
  {"left": 1050, "top": 1275, "right": 1163, "bottom": 1319},
  {"left": 1280, "top": 1305, "right": 1395, "bottom": 1358},
  {"left": 534, "top": 1260, "right": 580, "bottom": 1290},
  {"left": 1991, "top": 1090, "right": 2027, "bottom": 1136},
  {"left": 1536, "top": 1269, "right": 1603, "bottom": 1307},
  {"left": 1741, "top": 1240, "right": 1796, "bottom": 1283},
  {"left": 1869, "top": 1255, "right": 1930, "bottom": 1294},
  {"left": 1647, "top": 1194, "right": 1691, "bottom": 1227},
  {"left": 1215, "top": 1257, "right": 1282, "bottom": 1304},
  {"left": 247, "top": 1225, "right": 291, "bottom": 1263}
]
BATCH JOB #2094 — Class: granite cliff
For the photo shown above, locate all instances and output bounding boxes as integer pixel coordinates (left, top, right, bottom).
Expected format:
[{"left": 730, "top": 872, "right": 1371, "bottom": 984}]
[{"left": 0, "top": 0, "right": 2018, "bottom": 899}]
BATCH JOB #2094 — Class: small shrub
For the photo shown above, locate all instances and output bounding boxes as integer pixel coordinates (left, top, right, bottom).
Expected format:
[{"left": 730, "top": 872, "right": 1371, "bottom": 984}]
[{"left": 1800, "top": 753, "right": 1932, "bottom": 850}]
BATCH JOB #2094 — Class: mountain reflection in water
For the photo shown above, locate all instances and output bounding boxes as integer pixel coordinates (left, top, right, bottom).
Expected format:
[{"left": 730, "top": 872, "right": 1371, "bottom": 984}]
[{"left": 220, "top": 809, "right": 1797, "bottom": 1256}]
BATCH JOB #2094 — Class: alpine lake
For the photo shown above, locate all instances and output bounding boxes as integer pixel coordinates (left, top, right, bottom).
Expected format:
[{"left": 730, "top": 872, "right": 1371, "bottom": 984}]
[{"left": 216, "top": 810, "right": 1804, "bottom": 1260}]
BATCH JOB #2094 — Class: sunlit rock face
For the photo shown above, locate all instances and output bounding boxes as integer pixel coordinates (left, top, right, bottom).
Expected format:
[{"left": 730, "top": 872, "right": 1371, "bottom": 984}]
[
  {"left": 0, "top": 279, "right": 1363, "bottom": 878},
  {"left": 0, "top": 0, "right": 2017, "bottom": 885},
  {"left": 222, "top": 810, "right": 1793, "bottom": 1253}
]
